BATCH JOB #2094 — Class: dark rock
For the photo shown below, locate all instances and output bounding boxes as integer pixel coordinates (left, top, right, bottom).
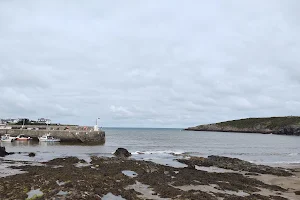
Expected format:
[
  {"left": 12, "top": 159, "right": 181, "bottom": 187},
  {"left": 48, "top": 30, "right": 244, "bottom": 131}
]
[
  {"left": 186, "top": 164, "right": 196, "bottom": 170},
  {"left": 94, "top": 188, "right": 102, "bottom": 195},
  {"left": 178, "top": 155, "right": 292, "bottom": 177},
  {"left": 0, "top": 146, "right": 9, "bottom": 157},
  {"left": 295, "top": 190, "right": 300, "bottom": 195},
  {"left": 46, "top": 157, "right": 83, "bottom": 165},
  {"left": 208, "top": 155, "right": 292, "bottom": 176},
  {"left": 114, "top": 148, "right": 131, "bottom": 158},
  {"left": 28, "top": 152, "right": 36, "bottom": 157},
  {"left": 245, "top": 172, "right": 260, "bottom": 176},
  {"left": 269, "top": 195, "right": 289, "bottom": 200},
  {"left": 0, "top": 156, "right": 289, "bottom": 200},
  {"left": 64, "top": 181, "right": 73, "bottom": 188}
]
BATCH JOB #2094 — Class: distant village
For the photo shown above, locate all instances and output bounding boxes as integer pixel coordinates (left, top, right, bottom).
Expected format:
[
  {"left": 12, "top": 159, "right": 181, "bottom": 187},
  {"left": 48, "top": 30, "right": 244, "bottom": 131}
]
[
  {"left": 0, "top": 118, "right": 90, "bottom": 131},
  {"left": 0, "top": 118, "right": 51, "bottom": 125}
]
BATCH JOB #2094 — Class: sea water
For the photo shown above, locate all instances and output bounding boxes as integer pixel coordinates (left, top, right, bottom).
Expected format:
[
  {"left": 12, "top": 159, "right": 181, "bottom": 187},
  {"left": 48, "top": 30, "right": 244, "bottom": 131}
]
[{"left": 1, "top": 128, "right": 300, "bottom": 165}]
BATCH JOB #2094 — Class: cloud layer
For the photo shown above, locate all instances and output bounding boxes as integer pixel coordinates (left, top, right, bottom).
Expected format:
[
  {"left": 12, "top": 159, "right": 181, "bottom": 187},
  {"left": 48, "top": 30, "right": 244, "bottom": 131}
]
[{"left": 1, "top": 0, "right": 300, "bottom": 127}]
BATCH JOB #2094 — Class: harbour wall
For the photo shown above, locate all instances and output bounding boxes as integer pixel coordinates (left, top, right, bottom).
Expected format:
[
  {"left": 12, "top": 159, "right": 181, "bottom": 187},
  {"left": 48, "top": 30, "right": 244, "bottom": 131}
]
[
  {"left": 7, "top": 125, "right": 93, "bottom": 131},
  {"left": 0, "top": 127, "right": 105, "bottom": 144}
]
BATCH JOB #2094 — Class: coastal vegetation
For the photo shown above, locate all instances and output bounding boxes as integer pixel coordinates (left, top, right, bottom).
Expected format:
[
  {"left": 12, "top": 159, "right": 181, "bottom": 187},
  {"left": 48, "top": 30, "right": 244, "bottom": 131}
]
[
  {"left": 186, "top": 116, "right": 300, "bottom": 135},
  {"left": 214, "top": 116, "right": 300, "bottom": 129}
]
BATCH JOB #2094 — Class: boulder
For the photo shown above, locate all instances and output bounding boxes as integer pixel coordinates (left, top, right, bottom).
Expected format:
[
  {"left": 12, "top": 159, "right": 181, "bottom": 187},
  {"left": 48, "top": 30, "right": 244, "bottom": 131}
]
[
  {"left": 0, "top": 146, "right": 9, "bottom": 157},
  {"left": 186, "top": 164, "right": 196, "bottom": 170},
  {"left": 114, "top": 148, "right": 131, "bottom": 158},
  {"left": 29, "top": 152, "right": 36, "bottom": 157}
]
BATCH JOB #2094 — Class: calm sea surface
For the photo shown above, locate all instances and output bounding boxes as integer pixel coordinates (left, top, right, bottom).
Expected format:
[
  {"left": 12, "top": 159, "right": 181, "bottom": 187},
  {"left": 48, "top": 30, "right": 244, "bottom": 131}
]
[{"left": 1, "top": 128, "right": 300, "bottom": 165}]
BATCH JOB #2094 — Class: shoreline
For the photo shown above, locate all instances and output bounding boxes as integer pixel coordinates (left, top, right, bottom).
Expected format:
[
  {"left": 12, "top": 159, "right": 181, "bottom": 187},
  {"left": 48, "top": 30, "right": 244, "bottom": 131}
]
[
  {"left": 269, "top": 163, "right": 300, "bottom": 169},
  {"left": 2, "top": 148, "right": 300, "bottom": 168},
  {"left": 1, "top": 154, "right": 300, "bottom": 199},
  {"left": 184, "top": 129, "right": 300, "bottom": 137}
]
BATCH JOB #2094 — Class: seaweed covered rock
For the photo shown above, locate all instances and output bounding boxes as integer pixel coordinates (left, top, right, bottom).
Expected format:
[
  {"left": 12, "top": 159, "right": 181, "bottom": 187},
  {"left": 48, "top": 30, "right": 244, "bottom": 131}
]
[
  {"left": 178, "top": 155, "right": 293, "bottom": 176},
  {"left": 28, "top": 152, "right": 36, "bottom": 157},
  {"left": 0, "top": 146, "right": 9, "bottom": 157},
  {"left": 114, "top": 148, "right": 131, "bottom": 158}
]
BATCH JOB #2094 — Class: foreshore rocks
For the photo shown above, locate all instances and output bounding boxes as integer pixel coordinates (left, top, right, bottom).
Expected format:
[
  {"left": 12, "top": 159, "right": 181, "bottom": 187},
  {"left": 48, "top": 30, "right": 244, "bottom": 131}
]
[
  {"left": 28, "top": 152, "right": 36, "bottom": 157},
  {"left": 185, "top": 117, "right": 300, "bottom": 136},
  {"left": 178, "top": 155, "right": 293, "bottom": 176},
  {"left": 1, "top": 156, "right": 294, "bottom": 200},
  {"left": 277, "top": 126, "right": 300, "bottom": 135},
  {"left": 0, "top": 146, "right": 9, "bottom": 157},
  {"left": 114, "top": 148, "right": 131, "bottom": 158}
]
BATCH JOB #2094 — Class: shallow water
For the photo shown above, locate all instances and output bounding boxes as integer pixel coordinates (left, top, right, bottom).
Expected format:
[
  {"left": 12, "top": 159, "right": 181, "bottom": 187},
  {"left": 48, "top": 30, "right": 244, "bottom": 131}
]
[
  {"left": 1, "top": 128, "right": 300, "bottom": 165},
  {"left": 0, "top": 160, "right": 44, "bottom": 177},
  {"left": 0, "top": 162, "right": 26, "bottom": 177},
  {"left": 102, "top": 193, "right": 126, "bottom": 200},
  {"left": 57, "top": 190, "right": 68, "bottom": 196},
  {"left": 27, "top": 188, "right": 43, "bottom": 199},
  {"left": 122, "top": 170, "right": 138, "bottom": 178},
  {"left": 126, "top": 181, "right": 169, "bottom": 200}
]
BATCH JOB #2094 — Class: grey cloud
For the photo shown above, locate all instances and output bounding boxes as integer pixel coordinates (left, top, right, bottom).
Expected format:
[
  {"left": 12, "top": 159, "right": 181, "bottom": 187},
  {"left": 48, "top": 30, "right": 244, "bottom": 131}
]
[{"left": 1, "top": 0, "right": 300, "bottom": 127}]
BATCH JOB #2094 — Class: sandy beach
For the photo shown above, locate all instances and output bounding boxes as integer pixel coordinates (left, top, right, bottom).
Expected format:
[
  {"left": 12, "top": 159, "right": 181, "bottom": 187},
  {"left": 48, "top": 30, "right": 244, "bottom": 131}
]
[{"left": 251, "top": 169, "right": 300, "bottom": 199}]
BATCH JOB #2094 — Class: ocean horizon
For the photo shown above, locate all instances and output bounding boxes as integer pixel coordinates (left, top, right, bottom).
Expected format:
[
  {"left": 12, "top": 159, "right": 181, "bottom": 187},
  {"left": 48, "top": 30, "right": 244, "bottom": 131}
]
[{"left": 2, "top": 128, "right": 300, "bottom": 166}]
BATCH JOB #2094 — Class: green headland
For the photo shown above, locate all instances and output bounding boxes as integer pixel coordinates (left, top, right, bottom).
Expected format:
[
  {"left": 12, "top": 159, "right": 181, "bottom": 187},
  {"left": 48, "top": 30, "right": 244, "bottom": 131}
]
[{"left": 185, "top": 116, "right": 300, "bottom": 136}]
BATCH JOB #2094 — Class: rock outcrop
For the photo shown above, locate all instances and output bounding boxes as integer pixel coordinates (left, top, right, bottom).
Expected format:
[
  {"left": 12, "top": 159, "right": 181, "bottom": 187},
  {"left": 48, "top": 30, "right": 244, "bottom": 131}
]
[
  {"left": 0, "top": 146, "right": 9, "bottom": 157},
  {"left": 185, "top": 116, "right": 300, "bottom": 136},
  {"left": 178, "top": 155, "right": 293, "bottom": 176},
  {"left": 28, "top": 152, "right": 36, "bottom": 157},
  {"left": 1, "top": 156, "right": 293, "bottom": 199},
  {"left": 114, "top": 148, "right": 131, "bottom": 158}
]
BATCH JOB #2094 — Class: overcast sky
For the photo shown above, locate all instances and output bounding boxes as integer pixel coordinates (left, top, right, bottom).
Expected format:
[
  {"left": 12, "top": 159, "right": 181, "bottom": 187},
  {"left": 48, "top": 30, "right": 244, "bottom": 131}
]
[{"left": 0, "top": 0, "right": 300, "bottom": 128}]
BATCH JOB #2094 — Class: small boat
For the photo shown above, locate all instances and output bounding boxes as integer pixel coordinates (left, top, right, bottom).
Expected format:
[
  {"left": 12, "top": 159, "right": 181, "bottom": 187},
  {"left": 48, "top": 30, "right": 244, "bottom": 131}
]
[
  {"left": 38, "top": 134, "right": 60, "bottom": 142},
  {"left": 1, "top": 134, "right": 16, "bottom": 142},
  {"left": 16, "top": 134, "right": 32, "bottom": 141}
]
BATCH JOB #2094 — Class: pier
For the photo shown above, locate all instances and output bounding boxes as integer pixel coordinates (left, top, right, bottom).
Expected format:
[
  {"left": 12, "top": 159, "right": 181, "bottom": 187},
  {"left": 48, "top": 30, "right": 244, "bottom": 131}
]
[{"left": 0, "top": 125, "right": 105, "bottom": 144}]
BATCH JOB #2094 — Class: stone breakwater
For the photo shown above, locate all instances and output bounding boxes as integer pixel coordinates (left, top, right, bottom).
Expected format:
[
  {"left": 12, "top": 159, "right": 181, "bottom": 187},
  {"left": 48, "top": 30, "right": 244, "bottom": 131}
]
[
  {"left": 185, "top": 124, "right": 300, "bottom": 136},
  {"left": 0, "top": 128, "right": 105, "bottom": 144}
]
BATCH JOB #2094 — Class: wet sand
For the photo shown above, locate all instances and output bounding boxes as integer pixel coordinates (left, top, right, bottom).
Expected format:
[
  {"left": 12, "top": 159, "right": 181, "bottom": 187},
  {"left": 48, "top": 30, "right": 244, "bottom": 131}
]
[
  {"left": 250, "top": 168, "right": 300, "bottom": 199},
  {"left": 0, "top": 156, "right": 300, "bottom": 200}
]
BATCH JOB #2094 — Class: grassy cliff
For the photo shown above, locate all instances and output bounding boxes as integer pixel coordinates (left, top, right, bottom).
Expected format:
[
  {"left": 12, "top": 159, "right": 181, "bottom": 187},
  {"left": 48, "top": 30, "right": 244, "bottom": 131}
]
[
  {"left": 186, "top": 116, "right": 300, "bottom": 135},
  {"left": 214, "top": 116, "right": 300, "bottom": 129}
]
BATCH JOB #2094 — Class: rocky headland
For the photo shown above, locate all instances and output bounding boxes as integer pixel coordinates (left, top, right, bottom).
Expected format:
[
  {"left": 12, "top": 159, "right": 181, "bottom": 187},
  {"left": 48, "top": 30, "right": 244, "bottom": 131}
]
[{"left": 185, "top": 116, "right": 300, "bottom": 136}]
